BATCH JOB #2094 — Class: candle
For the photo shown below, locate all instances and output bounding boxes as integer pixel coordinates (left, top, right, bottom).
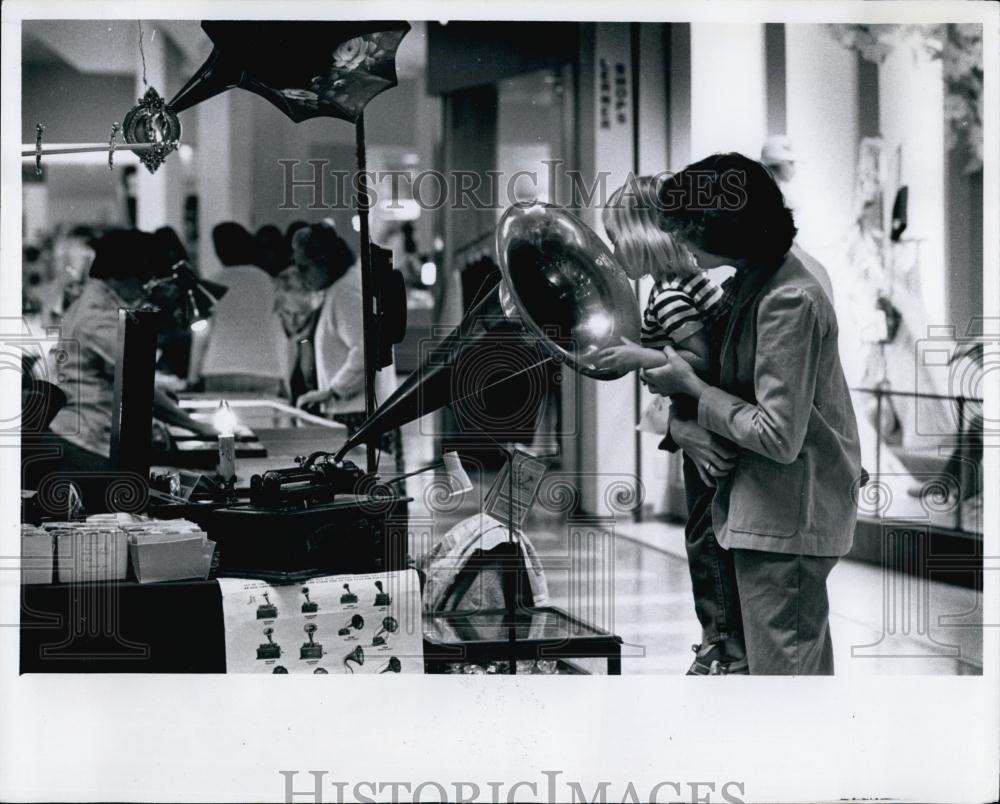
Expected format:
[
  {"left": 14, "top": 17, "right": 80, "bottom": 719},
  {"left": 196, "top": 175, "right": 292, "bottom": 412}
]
[{"left": 213, "top": 401, "right": 237, "bottom": 483}]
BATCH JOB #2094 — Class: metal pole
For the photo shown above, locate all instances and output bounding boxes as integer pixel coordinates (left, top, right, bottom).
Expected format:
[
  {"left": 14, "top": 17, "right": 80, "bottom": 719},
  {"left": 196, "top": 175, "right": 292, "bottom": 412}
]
[
  {"left": 874, "top": 387, "right": 884, "bottom": 516},
  {"left": 956, "top": 397, "right": 965, "bottom": 531},
  {"left": 21, "top": 142, "right": 171, "bottom": 157},
  {"left": 506, "top": 446, "right": 517, "bottom": 675},
  {"left": 355, "top": 113, "right": 377, "bottom": 473}
]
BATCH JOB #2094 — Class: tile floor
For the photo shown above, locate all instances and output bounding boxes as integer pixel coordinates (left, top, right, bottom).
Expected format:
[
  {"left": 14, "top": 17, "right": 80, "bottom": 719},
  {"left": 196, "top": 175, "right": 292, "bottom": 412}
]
[{"left": 400, "top": 427, "right": 983, "bottom": 676}]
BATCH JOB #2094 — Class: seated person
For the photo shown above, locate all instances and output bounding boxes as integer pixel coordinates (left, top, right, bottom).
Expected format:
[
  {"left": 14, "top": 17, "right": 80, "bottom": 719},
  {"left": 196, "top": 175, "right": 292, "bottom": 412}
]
[
  {"left": 188, "top": 222, "right": 286, "bottom": 394},
  {"left": 24, "top": 229, "right": 216, "bottom": 512}
]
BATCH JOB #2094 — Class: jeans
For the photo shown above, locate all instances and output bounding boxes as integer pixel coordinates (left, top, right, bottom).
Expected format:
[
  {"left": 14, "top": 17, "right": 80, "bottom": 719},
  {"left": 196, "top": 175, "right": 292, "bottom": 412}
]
[
  {"left": 732, "top": 548, "right": 838, "bottom": 675},
  {"left": 682, "top": 455, "right": 743, "bottom": 647}
]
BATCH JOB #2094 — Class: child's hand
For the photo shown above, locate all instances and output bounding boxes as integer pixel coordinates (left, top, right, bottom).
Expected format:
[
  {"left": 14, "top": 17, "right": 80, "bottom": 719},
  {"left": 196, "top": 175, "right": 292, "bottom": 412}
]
[{"left": 597, "top": 338, "right": 652, "bottom": 373}]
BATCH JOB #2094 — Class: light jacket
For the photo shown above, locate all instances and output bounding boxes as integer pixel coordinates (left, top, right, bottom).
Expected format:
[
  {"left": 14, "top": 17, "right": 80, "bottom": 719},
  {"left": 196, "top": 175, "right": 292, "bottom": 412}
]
[
  {"left": 314, "top": 262, "right": 397, "bottom": 415},
  {"left": 201, "top": 264, "right": 286, "bottom": 381},
  {"left": 698, "top": 251, "right": 862, "bottom": 557}
]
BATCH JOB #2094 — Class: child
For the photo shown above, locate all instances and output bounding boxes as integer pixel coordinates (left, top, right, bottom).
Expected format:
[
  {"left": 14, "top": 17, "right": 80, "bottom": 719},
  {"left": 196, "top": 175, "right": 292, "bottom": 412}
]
[
  {"left": 600, "top": 176, "right": 747, "bottom": 675},
  {"left": 599, "top": 177, "right": 727, "bottom": 433}
]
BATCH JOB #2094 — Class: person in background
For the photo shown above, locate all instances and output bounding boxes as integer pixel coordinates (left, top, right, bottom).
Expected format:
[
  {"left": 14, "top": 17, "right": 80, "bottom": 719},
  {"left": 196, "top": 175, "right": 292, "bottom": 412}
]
[
  {"left": 22, "top": 245, "right": 52, "bottom": 329},
  {"left": 187, "top": 222, "right": 286, "bottom": 394},
  {"left": 25, "top": 229, "right": 216, "bottom": 509},
  {"left": 291, "top": 222, "right": 402, "bottom": 470},
  {"left": 284, "top": 220, "right": 309, "bottom": 264},
  {"left": 52, "top": 225, "right": 98, "bottom": 313},
  {"left": 273, "top": 264, "right": 326, "bottom": 405},
  {"left": 908, "top": 343, "right": 984, "bottom": 507},
  {"left": 395, "top": 221, "right": 422, "bottom": 287},
  {"left": 256, "top": 224, "right": 290, "bottom": 278},
  {"left": 152, "top": 226, "right": 196, "bottom": 380},
  {"left": 760, "top": 134, "right": 799, "bottom": 208},
  {"left": 761, "top": 135, "right": 835, "bottom": 303}
]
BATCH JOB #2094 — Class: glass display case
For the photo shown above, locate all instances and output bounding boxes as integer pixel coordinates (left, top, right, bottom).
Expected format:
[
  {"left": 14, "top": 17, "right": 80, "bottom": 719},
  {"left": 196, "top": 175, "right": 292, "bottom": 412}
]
[{"left": 423, "top": 606, "right": 623, "bottom": 675}]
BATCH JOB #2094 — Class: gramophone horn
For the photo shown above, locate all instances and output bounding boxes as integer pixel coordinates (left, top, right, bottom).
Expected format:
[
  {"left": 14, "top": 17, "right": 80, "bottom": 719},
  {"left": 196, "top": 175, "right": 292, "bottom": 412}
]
[{"left": 335, "top": 202, "right": 641, "bottom": 459}]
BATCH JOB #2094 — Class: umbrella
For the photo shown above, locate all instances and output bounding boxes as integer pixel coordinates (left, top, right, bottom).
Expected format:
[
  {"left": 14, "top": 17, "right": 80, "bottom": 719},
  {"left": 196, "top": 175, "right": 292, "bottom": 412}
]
[{"left": 167, "top": 21, "right": 410, "bottom": 122}]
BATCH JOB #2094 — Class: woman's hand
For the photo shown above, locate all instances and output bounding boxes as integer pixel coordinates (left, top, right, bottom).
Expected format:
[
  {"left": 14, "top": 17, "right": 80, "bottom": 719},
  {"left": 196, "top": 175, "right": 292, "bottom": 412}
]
[
  {"left": 670, "top": 417, "right": 739, "bottom": 487},
  {"left": 640, "top": 344, "right": 703, "bottom": 397},
  {"left": 296, "top": 389, "right": 333, "bottom": 409}
]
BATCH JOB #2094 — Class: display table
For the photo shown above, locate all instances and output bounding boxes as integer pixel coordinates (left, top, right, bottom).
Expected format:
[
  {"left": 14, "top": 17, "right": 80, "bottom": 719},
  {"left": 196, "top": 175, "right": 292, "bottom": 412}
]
[
  {"left": 21, "top": 578, "right": 227, "bottom": 673},
  {"left": 20, "top": 582, "right": 622, "bottom": 675},
  {"left": 22, "top": 395, "right": 623, "bottom": 675},
  {"left": 154, "top": 394, "right": 354, "bottom": 479}
]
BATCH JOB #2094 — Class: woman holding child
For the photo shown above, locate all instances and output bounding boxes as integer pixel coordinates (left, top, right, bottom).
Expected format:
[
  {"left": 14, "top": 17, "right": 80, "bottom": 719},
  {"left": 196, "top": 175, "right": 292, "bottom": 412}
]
[
  {"left": 602, "top": 155, "right": 862, "bottom": 675},
  {"left": 600, "top": 176, "right": 747, "bottom": 675}
]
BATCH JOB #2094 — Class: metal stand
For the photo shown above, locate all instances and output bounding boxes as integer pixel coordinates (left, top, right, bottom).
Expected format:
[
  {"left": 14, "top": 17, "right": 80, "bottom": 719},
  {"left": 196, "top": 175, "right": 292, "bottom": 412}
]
[
  {"left": 110, "top": 308, "right": 159, "bottom": 485},
  {"left": 355, "top": 113, "right": 378, "bottom": 474},
  {"left": 504, "top": 447, "right": 517, "bottom": 674}
]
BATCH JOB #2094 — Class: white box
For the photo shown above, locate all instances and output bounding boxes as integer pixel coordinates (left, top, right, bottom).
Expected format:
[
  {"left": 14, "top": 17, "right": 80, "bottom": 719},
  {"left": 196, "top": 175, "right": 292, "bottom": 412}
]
[
  {"left": 55, "top": 527, "right": 128, "bottom": 582},
  {"left": 21, "top": 526, "right": 53, "bottom": 585},
  {"left": 129, "top": 535, "right": 214, "bottom": 584}
]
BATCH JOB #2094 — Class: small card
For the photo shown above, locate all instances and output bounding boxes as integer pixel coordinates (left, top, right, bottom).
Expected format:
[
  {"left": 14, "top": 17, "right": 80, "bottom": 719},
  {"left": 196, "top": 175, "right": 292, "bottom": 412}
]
[{"left": 483, "top": 449, "right": 548, "bottom": 531}]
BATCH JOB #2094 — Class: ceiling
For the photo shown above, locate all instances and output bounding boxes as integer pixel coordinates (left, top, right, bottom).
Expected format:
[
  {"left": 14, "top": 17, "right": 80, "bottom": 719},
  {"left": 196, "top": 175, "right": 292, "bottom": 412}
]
[{"left": 22, "top": 19, "right": 426, "bottom": 79}]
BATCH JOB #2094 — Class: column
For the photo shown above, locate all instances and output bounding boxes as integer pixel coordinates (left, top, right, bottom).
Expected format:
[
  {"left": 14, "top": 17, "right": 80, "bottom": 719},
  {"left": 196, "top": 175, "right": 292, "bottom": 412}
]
[
  {"left": 574, "top": 22, "right": 639, "bottom": 517},
  {"left": 878, "top": 40, "right": 947, "bottom": 324},
  {"left": 193, "top": 91, "right": 255, "bottom": 279},
  {"left": 689, "top": 23, "right": 767, "bottom": 161}
]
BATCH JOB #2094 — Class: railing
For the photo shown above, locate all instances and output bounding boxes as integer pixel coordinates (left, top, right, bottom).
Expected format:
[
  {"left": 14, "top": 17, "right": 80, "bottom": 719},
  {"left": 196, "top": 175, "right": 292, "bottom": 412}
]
[{"left": 850, "top": 385, "right": 982, "bottom": 535}]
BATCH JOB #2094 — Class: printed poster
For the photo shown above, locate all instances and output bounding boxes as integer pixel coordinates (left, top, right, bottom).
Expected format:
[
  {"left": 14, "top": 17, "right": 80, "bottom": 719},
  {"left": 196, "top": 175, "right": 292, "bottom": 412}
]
[{"left": 218, "top": 570, "right": 423, "bottom": 674}]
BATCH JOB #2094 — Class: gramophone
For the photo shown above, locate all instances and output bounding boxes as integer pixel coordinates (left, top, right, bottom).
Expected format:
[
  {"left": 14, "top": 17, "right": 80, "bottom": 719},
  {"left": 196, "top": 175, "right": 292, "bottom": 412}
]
[
  {"left": 372, "top": 616, "right": 399, "bottom": 647},
  {"left": 343, "top": 645, "right": 365, "bottom": 673},
  {"left": 331, "top": 201, "right": 641, "bottom": 459},
  {"left": 373, "top": 580, "right": 391, "bottom": 607},
  {"left": 301, "top": 586, "right": 318, "bottom": 614},
  {"left": 338, "top": 614, "right": 365, "bottom": 636},
  {"left": 256, "top": 592, "right": 278, "bottom": 620},
  {"left": 207, "top": 202, "right": 639, "bottom": 582},
  {"left": 378, "top": 656, "right": 402, "bottom": 674},
  {"left": 300, "top": 623, "right": 324, "bottom": 660},
  {"left": 256, "top": 627, "right": 281, "bottom": 660}
]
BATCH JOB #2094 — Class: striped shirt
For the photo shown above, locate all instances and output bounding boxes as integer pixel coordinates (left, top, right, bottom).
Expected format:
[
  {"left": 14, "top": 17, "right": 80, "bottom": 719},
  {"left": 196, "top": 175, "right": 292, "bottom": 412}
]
[{"left": 641, "top": 272, "right": 727, "bottom": 349}]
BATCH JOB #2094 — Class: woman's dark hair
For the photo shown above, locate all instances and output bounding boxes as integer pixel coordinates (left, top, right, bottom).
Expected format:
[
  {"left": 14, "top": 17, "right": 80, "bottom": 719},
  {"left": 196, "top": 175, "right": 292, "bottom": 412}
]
[
  {"left": 212, "top": 221, "right": 259, "bottom": 267},
  {"left": 89, "top": 229, "right": 171, "bottom": 281},
  {"left": 296, "top": 222, "right": 356, "bottom": 282},
  {"left": 657, "top": 152, "right": 797, "bottom": 267},
  {"left": 255, "top": 224, "right": 288, "bottom": 277},
  {"left": 154, "top": 226, "right": 188, "bottom": 267}
]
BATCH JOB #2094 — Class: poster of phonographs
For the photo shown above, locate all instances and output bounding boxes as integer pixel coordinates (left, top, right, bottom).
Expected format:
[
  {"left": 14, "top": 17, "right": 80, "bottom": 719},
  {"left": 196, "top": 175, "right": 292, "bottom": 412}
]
[{"left": 218, "top": 570, "right": 422, "bottom": 674}]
